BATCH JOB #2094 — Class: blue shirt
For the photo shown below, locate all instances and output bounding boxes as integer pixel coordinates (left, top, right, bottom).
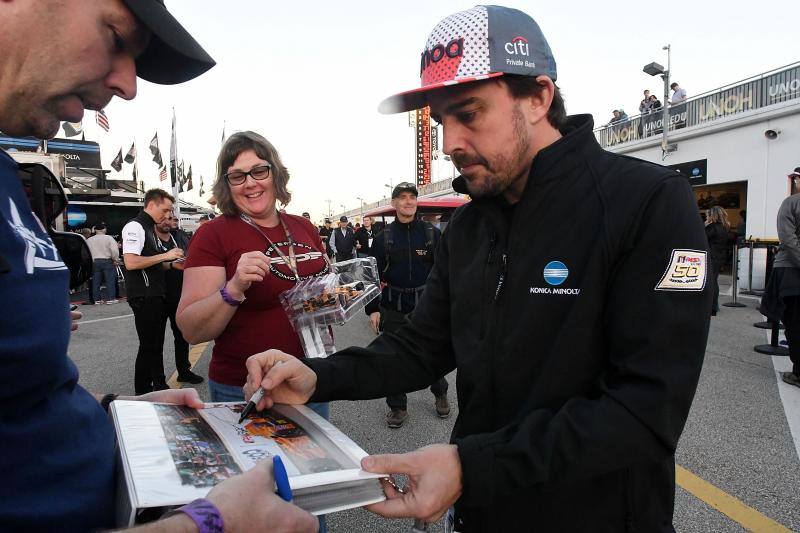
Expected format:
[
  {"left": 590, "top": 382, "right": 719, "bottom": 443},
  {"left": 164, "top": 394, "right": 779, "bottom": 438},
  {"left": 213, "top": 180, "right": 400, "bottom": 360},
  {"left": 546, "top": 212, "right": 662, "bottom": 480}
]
[{"left": 0, "top": 150, "right": 116, "bottom": 530}]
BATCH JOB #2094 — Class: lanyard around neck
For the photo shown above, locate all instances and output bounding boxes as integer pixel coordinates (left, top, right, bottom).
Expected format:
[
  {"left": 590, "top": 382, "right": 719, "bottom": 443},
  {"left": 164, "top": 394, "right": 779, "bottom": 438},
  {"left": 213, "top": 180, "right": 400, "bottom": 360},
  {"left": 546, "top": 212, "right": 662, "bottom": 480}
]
[{"left": 240, "top": 213, "right": 299, "bottom": 281}]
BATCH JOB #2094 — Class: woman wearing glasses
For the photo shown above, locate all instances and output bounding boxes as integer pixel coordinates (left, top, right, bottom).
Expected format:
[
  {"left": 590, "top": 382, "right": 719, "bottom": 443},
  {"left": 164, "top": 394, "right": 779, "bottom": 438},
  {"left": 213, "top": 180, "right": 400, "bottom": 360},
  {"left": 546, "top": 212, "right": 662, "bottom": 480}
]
[{"left": 177, "top": 131, "right": 330, "bottom": 415}]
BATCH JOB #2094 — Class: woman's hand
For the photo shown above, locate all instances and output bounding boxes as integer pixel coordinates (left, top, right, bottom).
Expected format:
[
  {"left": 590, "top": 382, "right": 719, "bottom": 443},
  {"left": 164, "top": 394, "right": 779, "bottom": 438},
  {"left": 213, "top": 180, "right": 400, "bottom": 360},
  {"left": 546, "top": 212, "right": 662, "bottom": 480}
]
[{"left": 227, "top": 251, "right": 271, "bottom": 298}]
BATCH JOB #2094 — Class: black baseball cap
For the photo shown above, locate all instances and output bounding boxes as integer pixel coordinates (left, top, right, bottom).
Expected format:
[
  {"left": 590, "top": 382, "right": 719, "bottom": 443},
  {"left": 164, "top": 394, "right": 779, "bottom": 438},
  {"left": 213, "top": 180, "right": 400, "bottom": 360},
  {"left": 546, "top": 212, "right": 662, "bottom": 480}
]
[
  {"left": 122, "top": 0, "right": 216, "bottom": 85},
  {"left": 339, "top": 216, "right": 348, "bottom": 222},
  {"left": 392, "top": 182, "right": 419, "bottom": 198}
]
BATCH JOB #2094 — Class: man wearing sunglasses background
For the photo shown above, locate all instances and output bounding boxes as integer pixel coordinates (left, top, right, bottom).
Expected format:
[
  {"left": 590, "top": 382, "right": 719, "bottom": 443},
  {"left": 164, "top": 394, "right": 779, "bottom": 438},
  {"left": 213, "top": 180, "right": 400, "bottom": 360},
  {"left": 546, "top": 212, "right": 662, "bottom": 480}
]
[{"left": 0, "top": 1, "right": 317, "bottom": 531}]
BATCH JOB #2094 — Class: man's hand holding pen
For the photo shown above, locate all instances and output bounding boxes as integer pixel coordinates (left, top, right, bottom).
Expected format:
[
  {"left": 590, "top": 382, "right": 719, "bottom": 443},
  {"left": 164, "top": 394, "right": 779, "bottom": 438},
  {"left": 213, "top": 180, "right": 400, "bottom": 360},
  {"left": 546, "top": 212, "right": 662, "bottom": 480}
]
[{"left": 244, "top": 349, "right": 317, "bottom": 410}]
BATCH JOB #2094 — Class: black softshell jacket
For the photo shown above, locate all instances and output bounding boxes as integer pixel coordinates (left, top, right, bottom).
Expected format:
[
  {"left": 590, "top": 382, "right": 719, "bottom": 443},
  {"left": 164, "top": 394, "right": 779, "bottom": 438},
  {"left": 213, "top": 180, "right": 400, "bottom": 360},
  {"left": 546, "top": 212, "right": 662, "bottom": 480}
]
[{"left": 307, "top": 115, "right": 711, "bottom": 532}]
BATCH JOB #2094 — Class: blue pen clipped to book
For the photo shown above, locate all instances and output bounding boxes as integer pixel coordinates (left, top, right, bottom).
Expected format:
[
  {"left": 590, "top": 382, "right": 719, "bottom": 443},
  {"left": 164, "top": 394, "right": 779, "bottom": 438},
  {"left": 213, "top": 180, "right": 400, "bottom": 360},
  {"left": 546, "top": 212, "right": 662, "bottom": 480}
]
[{"left": 273, "top": 455, "right": 292, "bottom": 502}]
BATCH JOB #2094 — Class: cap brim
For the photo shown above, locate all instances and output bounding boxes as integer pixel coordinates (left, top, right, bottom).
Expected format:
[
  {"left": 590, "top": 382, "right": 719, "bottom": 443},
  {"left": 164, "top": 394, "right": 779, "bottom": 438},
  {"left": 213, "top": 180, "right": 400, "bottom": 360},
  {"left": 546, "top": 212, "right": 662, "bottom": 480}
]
[
  {"left": 378, "top": 73, "right": 504, "bottom": 114},
  {"left": 124, "top": 1, "right": 216, "bottom": 85}
]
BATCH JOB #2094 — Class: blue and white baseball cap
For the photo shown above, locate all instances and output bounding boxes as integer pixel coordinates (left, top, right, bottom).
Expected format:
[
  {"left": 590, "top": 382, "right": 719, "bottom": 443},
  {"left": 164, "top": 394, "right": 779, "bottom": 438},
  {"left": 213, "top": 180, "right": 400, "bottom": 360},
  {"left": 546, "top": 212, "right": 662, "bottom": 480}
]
[{"left": 378, "top": 5, "right": 557, "bottom": 114}]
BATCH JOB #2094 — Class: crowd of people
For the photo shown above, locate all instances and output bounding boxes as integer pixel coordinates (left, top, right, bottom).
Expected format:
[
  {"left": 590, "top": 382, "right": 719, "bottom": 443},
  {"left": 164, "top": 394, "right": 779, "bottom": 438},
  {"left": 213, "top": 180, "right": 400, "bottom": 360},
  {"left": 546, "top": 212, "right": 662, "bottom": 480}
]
[
  {"left": 2, "top": 1, "right": 750, "bottom": 532},
  {"left": 606, "top": 82, "right": 688, "bottom": 126}
]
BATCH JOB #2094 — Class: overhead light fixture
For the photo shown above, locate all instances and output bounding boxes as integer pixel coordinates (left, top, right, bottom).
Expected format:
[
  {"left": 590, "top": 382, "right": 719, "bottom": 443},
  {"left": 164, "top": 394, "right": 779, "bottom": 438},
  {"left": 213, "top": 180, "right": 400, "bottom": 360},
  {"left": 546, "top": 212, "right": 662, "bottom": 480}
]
[{"left": 643, "top": 62, "right": 665, "bottom": 76}]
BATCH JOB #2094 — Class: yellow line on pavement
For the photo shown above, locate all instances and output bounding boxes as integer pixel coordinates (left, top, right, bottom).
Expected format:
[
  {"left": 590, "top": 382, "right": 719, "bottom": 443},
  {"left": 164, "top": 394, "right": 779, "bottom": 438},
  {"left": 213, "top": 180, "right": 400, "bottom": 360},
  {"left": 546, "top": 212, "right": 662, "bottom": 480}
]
[
  {"left": 676, "top": 465, "right": 790, "bottom": 532},
  {"left": 168, "top": 342, "right": 209, "bottom": 389}
]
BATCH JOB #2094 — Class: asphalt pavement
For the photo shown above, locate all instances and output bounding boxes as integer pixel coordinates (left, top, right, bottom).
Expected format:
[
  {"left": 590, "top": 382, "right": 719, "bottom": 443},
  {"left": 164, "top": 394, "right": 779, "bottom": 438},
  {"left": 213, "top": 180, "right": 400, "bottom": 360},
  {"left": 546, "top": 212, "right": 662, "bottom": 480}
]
[{"left": 67, "top": 275, "right": 800, "bottom": 532}]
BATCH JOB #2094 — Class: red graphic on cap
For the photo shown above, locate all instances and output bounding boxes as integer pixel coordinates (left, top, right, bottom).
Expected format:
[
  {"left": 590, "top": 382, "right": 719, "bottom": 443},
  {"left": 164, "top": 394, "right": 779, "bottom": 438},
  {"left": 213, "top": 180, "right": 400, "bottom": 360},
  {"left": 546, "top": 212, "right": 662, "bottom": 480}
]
[{"left": 420, "top": 38, "right": 464, "bottom": 86}]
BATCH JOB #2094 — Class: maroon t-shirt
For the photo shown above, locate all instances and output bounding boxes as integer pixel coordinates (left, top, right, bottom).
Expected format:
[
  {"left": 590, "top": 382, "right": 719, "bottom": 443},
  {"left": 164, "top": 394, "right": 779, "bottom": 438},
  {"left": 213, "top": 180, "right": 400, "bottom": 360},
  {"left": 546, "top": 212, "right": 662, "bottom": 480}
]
[{"left": 186, "top": 214, "right": 329, "bottom": 386}]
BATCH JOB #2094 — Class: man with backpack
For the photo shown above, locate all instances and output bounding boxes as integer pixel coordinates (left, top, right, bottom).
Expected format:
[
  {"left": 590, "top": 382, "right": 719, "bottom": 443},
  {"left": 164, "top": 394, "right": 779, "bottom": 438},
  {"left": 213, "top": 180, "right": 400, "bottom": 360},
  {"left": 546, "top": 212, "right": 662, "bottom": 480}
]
[{"left": 366, "top": 182, "right": 450, "bottom": 428}]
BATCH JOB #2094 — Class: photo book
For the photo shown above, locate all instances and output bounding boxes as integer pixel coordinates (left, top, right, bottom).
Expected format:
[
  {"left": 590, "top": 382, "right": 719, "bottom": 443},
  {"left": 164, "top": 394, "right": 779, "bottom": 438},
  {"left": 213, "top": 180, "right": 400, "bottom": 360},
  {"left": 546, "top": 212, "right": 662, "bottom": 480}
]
[{"left": 110, "top": 400, "right": 387, "bottom": 527}]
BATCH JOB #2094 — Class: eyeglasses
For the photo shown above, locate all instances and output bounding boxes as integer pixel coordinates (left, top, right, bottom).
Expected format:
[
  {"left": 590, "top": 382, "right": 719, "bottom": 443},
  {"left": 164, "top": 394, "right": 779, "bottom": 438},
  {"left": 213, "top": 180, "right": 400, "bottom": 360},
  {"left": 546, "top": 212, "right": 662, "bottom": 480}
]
[{"left": 224, "top": 163, "right": 272, "bottom": 186}]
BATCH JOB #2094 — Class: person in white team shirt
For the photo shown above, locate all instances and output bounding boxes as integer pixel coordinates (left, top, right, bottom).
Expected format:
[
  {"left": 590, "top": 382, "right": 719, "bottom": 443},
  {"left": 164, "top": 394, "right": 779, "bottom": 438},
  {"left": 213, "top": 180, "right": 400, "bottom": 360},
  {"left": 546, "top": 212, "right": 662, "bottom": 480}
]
[
  {"left": 85, "top": 223, "right": 120, "bottom": 304},
  {"left": 121, "top": 188, "right": 184, "bottom": 394}
]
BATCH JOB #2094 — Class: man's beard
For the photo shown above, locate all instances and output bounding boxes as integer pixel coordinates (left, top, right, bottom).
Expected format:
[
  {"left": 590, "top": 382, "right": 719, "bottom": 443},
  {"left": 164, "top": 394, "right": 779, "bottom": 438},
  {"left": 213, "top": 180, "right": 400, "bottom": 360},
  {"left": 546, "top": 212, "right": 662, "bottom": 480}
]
[{"left": 453, "top": 104, "right": 531, "bottom": 199}]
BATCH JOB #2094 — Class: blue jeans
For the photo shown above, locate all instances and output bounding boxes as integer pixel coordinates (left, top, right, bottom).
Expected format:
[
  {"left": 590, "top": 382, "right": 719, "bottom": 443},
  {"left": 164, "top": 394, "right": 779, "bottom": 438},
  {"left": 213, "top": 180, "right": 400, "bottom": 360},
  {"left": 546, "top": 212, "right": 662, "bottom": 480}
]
[
  {"left": 207, "top": 379, "right": 329, "bottom": 532},
  {"left": 92, "top": 259, "right": 117, "bottom": 301}
]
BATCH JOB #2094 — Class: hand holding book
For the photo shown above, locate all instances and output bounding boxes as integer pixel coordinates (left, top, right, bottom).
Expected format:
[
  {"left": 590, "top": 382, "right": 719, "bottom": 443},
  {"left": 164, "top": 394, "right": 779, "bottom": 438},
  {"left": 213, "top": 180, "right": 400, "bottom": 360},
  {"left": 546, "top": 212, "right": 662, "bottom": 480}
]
[
  {"left": 362, "top": 444, "right": 463, "bottom": 524},
  {"left": 203, "top": 459, "right": 318, "bottom": 532},
  {"left": 245, "top": 349, "right": 317, "bottom": 410}
]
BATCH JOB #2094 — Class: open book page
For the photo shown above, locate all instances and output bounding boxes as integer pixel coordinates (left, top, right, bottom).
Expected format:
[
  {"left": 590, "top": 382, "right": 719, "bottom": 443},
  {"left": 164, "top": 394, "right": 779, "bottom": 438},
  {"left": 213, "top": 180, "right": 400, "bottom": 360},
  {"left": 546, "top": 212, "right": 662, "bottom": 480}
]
[
  {"left": 195, "top": 403, "right": 363, "bottom": 484},
  {"left": 113, "top": 401, "right": 384, "bottom": 510}
]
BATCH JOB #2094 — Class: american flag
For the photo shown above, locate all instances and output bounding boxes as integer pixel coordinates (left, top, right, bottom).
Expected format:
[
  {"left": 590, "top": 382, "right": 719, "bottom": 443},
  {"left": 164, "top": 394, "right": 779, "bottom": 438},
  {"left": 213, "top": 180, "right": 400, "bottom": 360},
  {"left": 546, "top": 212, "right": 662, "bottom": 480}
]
[
  {"left": 159, "top": 166, "right": 167, "bottom": 181},
  {"left": 95, "top": 109, "right": 110, "bottom": 132}
]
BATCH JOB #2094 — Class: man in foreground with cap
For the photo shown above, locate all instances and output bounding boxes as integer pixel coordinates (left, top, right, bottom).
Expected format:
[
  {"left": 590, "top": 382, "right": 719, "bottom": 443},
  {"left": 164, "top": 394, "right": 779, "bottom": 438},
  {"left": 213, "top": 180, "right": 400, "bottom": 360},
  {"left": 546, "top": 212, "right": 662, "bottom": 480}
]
[
  {"left": 366, "top": 182, "right": 450, "bottom": 428},
  {"left": 0, "top": 1, "right": 317, "bottom": 531},
  {"left": 245, "top": 5, "right": 710, "bottom": 531}
]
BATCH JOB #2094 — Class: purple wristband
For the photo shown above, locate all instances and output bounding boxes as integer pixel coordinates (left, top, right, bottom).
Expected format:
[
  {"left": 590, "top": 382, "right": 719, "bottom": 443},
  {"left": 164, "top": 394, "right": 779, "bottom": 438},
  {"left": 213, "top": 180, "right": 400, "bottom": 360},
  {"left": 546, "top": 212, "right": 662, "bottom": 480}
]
[
  {"left": 170, "top": 498, "right": 224, "bottom": 533},
  {"left": 220, "top": 285, "right": 245, "bottom": 306}
]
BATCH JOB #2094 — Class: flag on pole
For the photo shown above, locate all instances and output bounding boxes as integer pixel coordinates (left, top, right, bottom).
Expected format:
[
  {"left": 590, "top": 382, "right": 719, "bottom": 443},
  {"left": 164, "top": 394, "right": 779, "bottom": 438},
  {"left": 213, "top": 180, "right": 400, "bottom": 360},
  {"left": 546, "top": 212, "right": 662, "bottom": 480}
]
[
  {"left": 159, "top": 166, "right": 167, "bottom": 181},
  {"left": 186, "top": 165, "right": 193, "bottom": 191},
  {"left": 170, "top": 111, "right": 178, "bottom": 188},
  {"left": 124, "top": 142, "right": 136, "bottom": 164},
  {"left": 221, "top": 121, "right": 226, "bottom": 146},
  {"left": 177, "top": 160, "right": 185, "bottom": 192},
  {"left": 170, "top": 109, "right": 182, "bottom": 221},
  {"left": 62, "top": 121, "right": 83, "bottom": 137},
  {"left": 149, "top": 132, "right": 163, "bottom": 167},
  {"left": 110, "top": 149, "right": 123, "bottom": 172},
  {"left": 95, "top": 109, "right": 110, "bottom": 132}
]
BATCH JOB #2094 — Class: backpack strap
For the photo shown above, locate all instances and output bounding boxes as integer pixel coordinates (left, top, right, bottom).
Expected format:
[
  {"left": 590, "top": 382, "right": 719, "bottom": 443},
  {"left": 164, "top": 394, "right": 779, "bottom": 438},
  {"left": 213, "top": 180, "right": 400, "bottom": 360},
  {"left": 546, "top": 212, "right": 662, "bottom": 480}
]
[{"left": 383, "top": 222, "right": 394, "bottom": 275}]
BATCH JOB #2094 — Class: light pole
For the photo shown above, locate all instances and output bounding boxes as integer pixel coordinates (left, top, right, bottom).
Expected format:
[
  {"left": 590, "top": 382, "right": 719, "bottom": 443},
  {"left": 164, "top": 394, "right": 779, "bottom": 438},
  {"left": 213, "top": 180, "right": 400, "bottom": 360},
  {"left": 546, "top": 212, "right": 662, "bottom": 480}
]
[
  {"left": 643, "top": 44, "right": 671, "bottom": 160},
  {"left": 325, "top": 199, "right": 332, "bottom": 218},
  {"left": 356, "top": 196, "right": 364, "bottom": 219},
  {"left": 340, "top": 204, "right": 346, "bottom": 218},
  {"left": 384, "top": 183, "right": 393, "bottom": 197}
]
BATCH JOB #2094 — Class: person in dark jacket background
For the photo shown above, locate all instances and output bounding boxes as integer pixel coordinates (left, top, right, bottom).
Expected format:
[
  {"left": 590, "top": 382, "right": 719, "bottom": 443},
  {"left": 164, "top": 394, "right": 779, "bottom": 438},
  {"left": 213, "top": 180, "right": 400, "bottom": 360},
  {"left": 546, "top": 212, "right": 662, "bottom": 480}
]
[
  {"left": 365, "top": 183, "right": 449, "bottom": 428},
  {"left": 243, "top": 6, "right": 711, "bottom": 532},
  {"left": 354, "top": 215, "right": 374, "bottom": 258},
  {"left": 705, "top": 206, "right": 731, "bottom": 315},
  {"left": 329, "top": 215, "right": 356, "bottom": 262}
]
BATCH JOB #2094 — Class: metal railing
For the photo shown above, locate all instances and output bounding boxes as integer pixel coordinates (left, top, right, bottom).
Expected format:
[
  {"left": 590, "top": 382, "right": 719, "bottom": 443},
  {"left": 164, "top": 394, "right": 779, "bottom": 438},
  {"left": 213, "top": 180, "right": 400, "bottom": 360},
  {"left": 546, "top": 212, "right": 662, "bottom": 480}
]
[{"left": 594, "top": 61, "right": 800, "bottom": 148}]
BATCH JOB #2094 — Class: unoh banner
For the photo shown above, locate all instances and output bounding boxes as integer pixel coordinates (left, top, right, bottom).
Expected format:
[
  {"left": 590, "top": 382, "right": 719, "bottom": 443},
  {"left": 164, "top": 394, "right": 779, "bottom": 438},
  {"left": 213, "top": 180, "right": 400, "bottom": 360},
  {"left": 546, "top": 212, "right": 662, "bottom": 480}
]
[{"left": 595, "top": 63, "right": 800, "bottom": 148}]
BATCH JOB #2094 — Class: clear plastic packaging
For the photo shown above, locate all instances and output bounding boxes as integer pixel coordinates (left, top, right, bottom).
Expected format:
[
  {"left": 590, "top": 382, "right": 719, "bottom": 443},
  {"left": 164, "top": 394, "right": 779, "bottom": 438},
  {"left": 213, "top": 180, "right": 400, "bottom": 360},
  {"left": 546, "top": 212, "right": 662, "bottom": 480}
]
[{"left": 279, "top": 257, "right": 381, "bottom": 358}]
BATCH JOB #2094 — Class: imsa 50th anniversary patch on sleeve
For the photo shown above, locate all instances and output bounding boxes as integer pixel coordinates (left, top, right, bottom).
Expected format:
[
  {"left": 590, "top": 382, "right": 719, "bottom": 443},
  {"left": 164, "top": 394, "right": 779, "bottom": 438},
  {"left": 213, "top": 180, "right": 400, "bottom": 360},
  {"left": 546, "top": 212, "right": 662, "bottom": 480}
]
[{"left": 655, "top": 249, "right": 707, "bottom": 291}]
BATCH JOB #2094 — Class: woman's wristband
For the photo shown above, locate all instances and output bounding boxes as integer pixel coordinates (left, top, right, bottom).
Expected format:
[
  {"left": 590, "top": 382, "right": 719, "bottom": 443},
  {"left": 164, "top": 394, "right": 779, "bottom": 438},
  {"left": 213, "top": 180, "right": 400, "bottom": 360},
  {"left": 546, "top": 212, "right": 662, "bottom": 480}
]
[{"left": 220, "top": 284, "right": 246, "bottom": 306}]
